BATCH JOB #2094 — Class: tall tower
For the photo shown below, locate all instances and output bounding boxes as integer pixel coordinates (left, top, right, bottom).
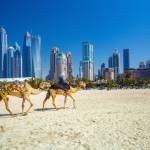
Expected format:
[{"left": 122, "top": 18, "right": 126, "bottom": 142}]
[
  {"left": 66, "top": 51, "right": 73, "bottom": 78},
  {"left": 13, "top": 42, "right": 22, "bottom": 77},
  {"left": 7, "top": 47, "right": 14, "bottom": 78},
  {"left": 101, "top": 63, "right": 105, "bottom": 77},
  {"left": 123, "top": 49, "right": 130, "bottom": 72},
  {"left": 55, "top": 52, "right": 67, "bottom": 80},
  {"left": 108, "top": 56, "right": 113, "bottom": 68},
  {"left": 50, "top": 47, "right": 59, "bottom": 80},
  {"left": 31, "top": 35, "right": 41, "bottom": 78},
  {"left": 82, "top": 41, "right": 94, "bottom": 81},
  {"left": 22, "top": 32, "right": 32, "bottom": 77},
  {"left": 79, "top": 61, "right": 83, "bottom": 79},
  {"left": 112, "top": 49, "right": 120, "bottom": 80},
  {"left": 0, "top": 27, "right": 8, "bottom": 78}
]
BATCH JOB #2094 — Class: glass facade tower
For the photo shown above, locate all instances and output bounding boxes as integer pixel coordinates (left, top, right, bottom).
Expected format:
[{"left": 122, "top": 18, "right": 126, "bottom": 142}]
[
  {"left": 108, "top": 56, "right": 113, "bottom": 68},
  {"left": 0, "top": 27, "right": 8, "bottom": 78},
  {"left": 123, "top": 49, "right": 130, "bottom": 72},
  {"left": 13, "top": 42, "right": 22, "bottom": 77},
  {"left": 7, "top": 47, "right": 14, "bottom": 78},
  {"left": 31, "top": 35, "right": 41, "bottom": 78},
  {"left": 66, "top": 51, "right": 73, "bottom": 78},
  {"left": 112, "top": 49, "right": 120, "bottom": 80},
  {"left": 82, "top": 41, "right": 94, "bottom": 81},
  {"left": 50, "top": 47, "right": 59, "bottom": 80},
  {"left": 22, "top": 32, "right": 32, "bottom": 77}
]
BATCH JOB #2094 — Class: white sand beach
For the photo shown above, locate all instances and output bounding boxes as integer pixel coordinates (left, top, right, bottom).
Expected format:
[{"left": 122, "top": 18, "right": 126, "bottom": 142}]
[{"left": 0, "top": 89, "right": 150, "bottom": 150}]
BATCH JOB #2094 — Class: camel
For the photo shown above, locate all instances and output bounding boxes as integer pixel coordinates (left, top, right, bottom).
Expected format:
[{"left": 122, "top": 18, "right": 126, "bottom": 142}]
[
  {"left": 42, "top": 81, "right": 86, "bottom": 111},
  {"left": 0, "top": 81, "right": 45, "bottom": 115}
]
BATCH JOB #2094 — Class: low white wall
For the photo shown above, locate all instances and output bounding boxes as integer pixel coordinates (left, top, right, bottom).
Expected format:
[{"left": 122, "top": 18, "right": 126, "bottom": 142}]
[{"left": 0, "top": 77, "right": 32, "bottom": 82}]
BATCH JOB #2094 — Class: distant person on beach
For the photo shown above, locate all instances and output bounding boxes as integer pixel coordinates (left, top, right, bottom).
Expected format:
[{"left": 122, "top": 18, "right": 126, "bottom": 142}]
[
  {"left": 51, "top": 75, "right": 70, "bottom": 92},
  {"left": 58, "top": 76, "right": 70, "bottom": 91}
]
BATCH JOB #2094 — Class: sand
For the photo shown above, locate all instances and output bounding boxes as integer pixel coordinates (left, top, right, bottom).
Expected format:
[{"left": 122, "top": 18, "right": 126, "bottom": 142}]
[{"left": 0, "top": 89, "right": 150, "bottom": 150}]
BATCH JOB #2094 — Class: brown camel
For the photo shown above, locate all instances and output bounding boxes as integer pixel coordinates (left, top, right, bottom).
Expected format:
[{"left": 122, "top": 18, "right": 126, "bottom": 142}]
[
  {"left": 0, "top": 81, "right": 45, "bottom": 115},
  {"left": 42, "top": 81, "right": 86, "bottom": 111}
]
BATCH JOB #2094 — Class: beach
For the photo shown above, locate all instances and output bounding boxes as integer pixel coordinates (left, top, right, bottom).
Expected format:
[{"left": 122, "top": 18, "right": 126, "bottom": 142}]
[{"left": 0, "top": 89, "right": 150, "bottom": 150}]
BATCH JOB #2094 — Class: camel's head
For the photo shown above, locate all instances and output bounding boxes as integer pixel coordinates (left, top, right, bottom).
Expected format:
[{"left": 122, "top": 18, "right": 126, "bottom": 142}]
[{"left": 39, "top": 82, "right": 50, "bottom": 90}]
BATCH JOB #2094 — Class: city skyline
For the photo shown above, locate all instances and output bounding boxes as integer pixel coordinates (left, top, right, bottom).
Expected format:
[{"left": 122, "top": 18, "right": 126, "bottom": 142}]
[
  {"left": 0, "top": 26, "right": 150, "bottom": 80},
  {"left": 0, "top": 0, "right": 150, "bottom": 78}
]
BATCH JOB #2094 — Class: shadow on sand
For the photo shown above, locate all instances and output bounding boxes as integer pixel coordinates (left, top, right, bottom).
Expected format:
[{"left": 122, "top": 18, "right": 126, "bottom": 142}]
[
  {"left": 0, "top": 107, "right": 70, "bottom": 118},
  {"left": 34, "top": 107, "right": 68, "bottom": 112},
  {"left": 0, "top": 112, "right": 25, "bottom": 118}
]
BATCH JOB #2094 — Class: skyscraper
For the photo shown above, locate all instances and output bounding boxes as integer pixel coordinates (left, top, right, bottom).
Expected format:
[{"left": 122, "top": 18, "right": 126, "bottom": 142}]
[
  {"left": 22, "top": 32, "right": 32, "bottom": 77},
  {"left": 31, "top": 35, "right": 41, "bottom": 78},
  {"left": 0, "top": 27, "right": 8, "bottom": 78},
  {"left": 50, "top": 47, "right": 59, "bottom": 80},
  {"left": 123, "top": 49, "right": 130, "bottom": 72},
  {"left": 101, "top": 63, "right": 105, "bottom": 77},
  {"left": 55, "top": 52, "right": 67, "bottom": 80},
  {"left": 7, "top": 47, "right": 14, "bottom": 78},
  {"left": 13, "top": 42, "right": 22, "bottom": 77},
  {"left": 112, "top": 49, "right": 120, "bottom": 80},
  {"left": 98, "top": 69, "right": 101, "bottom": 78},
  {"left": 108, "top": 56, "right": 113, "bottom": 68},
  {"left": 66, "top": 52, "right": 73, "bottom": 78},
  {"left": 79, "top": 61, "right": 83, "bottom": 79},
  {"left": 82, "top": 41, "right": 94, "bottom": 81}
]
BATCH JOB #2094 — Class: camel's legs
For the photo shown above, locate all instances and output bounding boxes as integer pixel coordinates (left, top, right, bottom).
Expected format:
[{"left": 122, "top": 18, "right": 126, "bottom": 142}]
[
  {"left": 22, "top": 97, "right": 25, "bottom": 114},
  {"left": 3, "top": 97, "right": 13, "bottom": 115},
  {"left": 68, "top": 95, "right": 76, "bottom": 109},
  {"left": 24, "top": 95, "right": 33, "bottom": 114},
  {"left": 64, "top": 95, "right": 67, "bottom": 109},
  {"left": 52, "top": 95, "right": 57, "bottom": 110},
  {"left": 42, "top": 92, "right": 50, "bottom": 111}
]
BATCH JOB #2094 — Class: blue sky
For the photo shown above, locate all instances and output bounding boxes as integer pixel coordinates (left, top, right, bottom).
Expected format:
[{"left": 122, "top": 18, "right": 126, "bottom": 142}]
[{"left": 0, "top": 0, "right": 150, "bottom": 78}]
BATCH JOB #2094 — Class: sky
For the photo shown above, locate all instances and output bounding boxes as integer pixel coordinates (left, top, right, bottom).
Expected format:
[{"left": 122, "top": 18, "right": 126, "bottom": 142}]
[{"left": 0, "top": 0, "right": 150, "bottom": 78}]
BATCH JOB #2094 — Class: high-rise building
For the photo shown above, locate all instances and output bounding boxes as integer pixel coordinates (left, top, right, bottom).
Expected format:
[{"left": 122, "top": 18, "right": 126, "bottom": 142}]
[
  {"left": 82, "top": 41, "right": 94, "bottom": 81},
  {"left": 123, "top": 49, "right": 130, "bottom": 72},
  {"left": 49, "top": 47, "right": 59, "bottom": 80},
  {"left": 112, "top": 49, "right": 120, "bottom": 80},
  {"left": 7, "top": 47, "right": 14, "bottom": 78},
  {"left": 22, "top": 32, "right": 32, "bottom": 77},
  {"left": 13, "top": 42, "right": 22, "bottom": 77},
  {"left": 139, "top": 61, "right": 146, "bottom": 69},
  {"left": 108, "top": 56, "right": 113, "bottom": 68},
  {"left": 55, "top": 52, "right": 67, "bottom": 80},
  {"left": 66, "top": 51, "right": 73, "bottom": 78},
  {"left": 0, "top": 27, "right": 8, "bottom": 78},
  {"left": 98, "top": 69, "right": 101, "bottom": 78},
  {"left": 104, "top": 68, "right": 114, "bottom": 80},
  {"left": 101, "top": 63, "right": 105, "bottom": 77},
  {"left": 146, "top": 60, "right": 150, "bottom": 68},
  {"left": 79, "top": 61, "right": 83, "bottom": 79},
  {"left": 31, "top": 35, "right": 41, "bottom": 78}
]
